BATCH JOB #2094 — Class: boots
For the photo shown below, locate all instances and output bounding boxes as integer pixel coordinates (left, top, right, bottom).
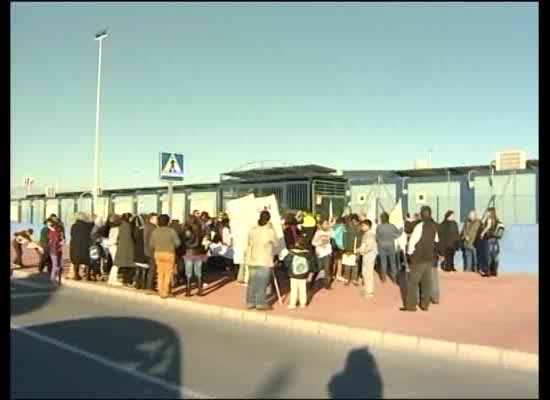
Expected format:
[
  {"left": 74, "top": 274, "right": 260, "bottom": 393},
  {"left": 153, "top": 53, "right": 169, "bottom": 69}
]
[
  {"left": 85, "top": 266, "right": 92, "bottom": 281},
  {"left": 135, "top": 269, "right": 144, "bottom": 290},
  {"left": 185, "top": 276, "right": 192, "bottom": 297},
  {"left": 197, "top": 277, "right": 203, "bottom": 296},
  {"left": 73, "top": 264, "right": 81, "bottom": 281}
]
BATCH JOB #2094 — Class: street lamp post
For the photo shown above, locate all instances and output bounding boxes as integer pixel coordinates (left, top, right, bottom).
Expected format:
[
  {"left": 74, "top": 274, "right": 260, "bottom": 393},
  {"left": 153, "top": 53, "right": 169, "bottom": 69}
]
[{"left": 93, "top": 29, "right": 109, "bottom": 214}]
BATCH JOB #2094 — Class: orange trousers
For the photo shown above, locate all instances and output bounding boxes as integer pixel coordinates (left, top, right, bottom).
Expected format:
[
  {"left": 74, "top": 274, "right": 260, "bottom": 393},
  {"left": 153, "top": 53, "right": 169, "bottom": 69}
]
[{"left": 154, "top": 252, "right": 175, "bottom": 298}]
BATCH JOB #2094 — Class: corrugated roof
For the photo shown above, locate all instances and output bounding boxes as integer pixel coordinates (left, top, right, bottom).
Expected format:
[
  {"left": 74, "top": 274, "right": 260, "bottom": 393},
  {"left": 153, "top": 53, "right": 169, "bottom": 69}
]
[{"left": 222, "top": 164, "right": 337, "bottom": 180}]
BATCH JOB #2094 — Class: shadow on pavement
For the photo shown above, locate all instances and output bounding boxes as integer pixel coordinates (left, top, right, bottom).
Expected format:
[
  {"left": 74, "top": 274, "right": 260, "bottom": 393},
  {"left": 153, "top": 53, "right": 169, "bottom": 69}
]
[
  {"left": 327, "top": 346, "right": 384, "bottom": 399},
  {"left": 251, "top": 363, "right": 294, "bottom": 398},
  {"left": 10, "top": 272, "right": 60, "bottom": 317},
  {"left": 11, "top": 274, "right": 184, "bottom": 399}
]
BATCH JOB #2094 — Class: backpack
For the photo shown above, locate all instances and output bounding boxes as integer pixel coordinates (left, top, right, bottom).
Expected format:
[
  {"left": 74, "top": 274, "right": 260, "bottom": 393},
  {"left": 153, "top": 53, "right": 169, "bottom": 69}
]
[{"left": 291, "top": 255, "right": 309, "bottom": 276}]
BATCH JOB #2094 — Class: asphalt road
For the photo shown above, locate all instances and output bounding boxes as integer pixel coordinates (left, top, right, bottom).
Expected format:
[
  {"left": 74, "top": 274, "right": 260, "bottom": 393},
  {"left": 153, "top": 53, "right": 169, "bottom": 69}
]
[{"left": 10, "top": 273, "right": 538, "bottom": 399}]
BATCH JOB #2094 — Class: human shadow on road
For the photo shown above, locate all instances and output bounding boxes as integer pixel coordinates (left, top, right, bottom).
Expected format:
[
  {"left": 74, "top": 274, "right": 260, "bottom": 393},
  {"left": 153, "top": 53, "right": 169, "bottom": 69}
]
[
  {"left": 251, "top": 362, "right": 294, "bottom": 398},
  {"left": 11, "top": 275, "right": 185, "bottom": 399},
  {"left": 327, "top": 346, "right": 383, "bottom": 399}
]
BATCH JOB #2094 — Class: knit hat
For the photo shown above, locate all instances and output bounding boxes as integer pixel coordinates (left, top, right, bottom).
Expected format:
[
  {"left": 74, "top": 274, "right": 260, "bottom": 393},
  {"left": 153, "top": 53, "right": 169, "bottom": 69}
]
[{"left": 302, "top": 214, "right": 316, "bottom": 228}]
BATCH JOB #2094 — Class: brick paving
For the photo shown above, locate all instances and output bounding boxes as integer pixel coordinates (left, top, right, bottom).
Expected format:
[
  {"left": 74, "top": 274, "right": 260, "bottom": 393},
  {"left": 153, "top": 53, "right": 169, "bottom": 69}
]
[{"left": 12, "top": 245, "right": 538, "bottom": 354}]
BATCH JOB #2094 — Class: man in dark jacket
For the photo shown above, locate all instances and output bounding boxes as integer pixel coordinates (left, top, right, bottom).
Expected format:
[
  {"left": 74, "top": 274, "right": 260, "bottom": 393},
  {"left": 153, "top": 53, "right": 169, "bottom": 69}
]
[
  {"left": 38, "top": 221, "right": 51, "bottom": 273},
  {"left": 402, "top": 206, "right": 442, "bottom": 312},
  {"left": 69, "top": 213, "right": 94, "bottom": 280}
]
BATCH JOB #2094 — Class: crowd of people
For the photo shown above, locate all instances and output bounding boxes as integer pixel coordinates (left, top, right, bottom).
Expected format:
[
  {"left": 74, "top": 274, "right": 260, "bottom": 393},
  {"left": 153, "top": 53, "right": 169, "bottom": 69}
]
[{"left": 11, "top": 205, "right": 505, "bottom": 312}]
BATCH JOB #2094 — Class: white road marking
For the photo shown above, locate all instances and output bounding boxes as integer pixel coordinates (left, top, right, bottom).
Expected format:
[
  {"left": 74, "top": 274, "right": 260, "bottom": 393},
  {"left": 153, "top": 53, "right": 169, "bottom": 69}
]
[
  {"left": 11, "top": 292, "right": 52, "bottom": 300},
  {"left": 11, "top": 323, "right": 212, "bottom": 399}
]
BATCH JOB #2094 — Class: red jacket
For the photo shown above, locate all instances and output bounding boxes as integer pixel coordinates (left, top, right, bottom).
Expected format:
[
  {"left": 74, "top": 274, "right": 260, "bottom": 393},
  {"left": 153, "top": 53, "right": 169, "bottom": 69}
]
[{"left": 48, "top": 227, "right": 64, "bottom": 254}]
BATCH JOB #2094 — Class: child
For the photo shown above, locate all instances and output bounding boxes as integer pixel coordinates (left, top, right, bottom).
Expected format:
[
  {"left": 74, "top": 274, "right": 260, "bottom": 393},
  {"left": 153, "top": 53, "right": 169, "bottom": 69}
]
[
  {"left": 342, "top": 214, "right": 362, "bottom": 286},
  {"left": 330, "top": 217, "right": 347, "bottom": 282},
  {"left": 358, "top": 219, "right": 378, "bottom": 297},
  {"left": 47, "top": 219, "right": 65, "bottom": 284},
  {"left": 312, "top": 218, "right": 333, "bottom": 290},
  {"left": 283, "top": 236, "right": 312, "bottom": 309}
]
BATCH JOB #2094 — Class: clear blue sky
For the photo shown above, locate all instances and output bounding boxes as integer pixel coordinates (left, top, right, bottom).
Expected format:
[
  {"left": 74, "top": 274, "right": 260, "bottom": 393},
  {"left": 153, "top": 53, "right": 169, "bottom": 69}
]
[{"left": 11, "top": 2, "right": 538, "bottom": 194}]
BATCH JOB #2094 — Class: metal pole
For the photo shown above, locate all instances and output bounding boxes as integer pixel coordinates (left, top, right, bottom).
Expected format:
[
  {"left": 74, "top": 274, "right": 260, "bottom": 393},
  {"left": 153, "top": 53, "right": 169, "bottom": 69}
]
[
  {"left": 168, "top": 181, "right": 174, "bottom": 218},
  {"left": 93, "top": 35, "right": 106, "bottom": 214},
  {"left": 513, "top": 170, "right": 517, "bottom": 223}
]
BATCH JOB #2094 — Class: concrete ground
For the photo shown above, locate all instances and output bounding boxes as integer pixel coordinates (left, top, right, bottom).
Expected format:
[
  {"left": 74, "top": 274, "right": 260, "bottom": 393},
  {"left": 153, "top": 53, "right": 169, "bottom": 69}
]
[
  {"left": 12, "top": 246, "right": 538, "bottom": 354},
  {"left": 11, "top": 274, "right": 538, "bottom": 399}
]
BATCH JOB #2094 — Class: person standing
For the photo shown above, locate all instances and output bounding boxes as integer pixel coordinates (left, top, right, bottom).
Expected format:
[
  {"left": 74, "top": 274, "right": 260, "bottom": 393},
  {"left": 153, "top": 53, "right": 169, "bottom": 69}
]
[
  {"left": 461, "top": 211, "right": 481, "bottom": 272},
  {"left": 301, "top": 213, "right": 319, "bottom": 289},
  {"left": 47, "top": 219, "right": 65, "bottom": 284},
  {"left": 144, "top": 213, "right": 159, "bottom": 291},
  {"left": 182, "top": 216, "right": 207, "bottom": 297},
  {"left": 245, "top": 211, "right": 278, "bottom": 311},
  {"left": 330, "top": 216, "right": 346, "bottom": 282},
  {"left": 402, "top": 206, "right": 442, "bottom": 312},
  {"left": 438, "top": 211, "right": 460, "bottom": 272},
  {"left": 282, "top": 236, "right": 312, "bottom": 309},
  {"left": 358, "top": 219, "right": 378, "bottom": 297},
  {"left": 342, "top": 214, "right": 362, "bottom": 286},
  {"left": 69, "top": 213, "right": 94, "bottom": 281},
  {"left": 479, "top": 207, "right": 504, "bottom": 277},
  {"left": 311, "top": 218, "right": 333, "bottom": 290},
  {"left": 132, "top": 214, "right": 149, "bottom": 290},
  {"left": 115, "top": 213, "right": 136, "bottom": 286},
  {"left": 106, "top": 214, "right": 122, "bottom": 286},
  {"left": 38, "top": 220, "right": 52, "bottom": 274},
  {"left": 149, "top": 214, "right": 181, "bottom": 299},
  {"left": 376, "top": 212, "right": 401, "bottom": 282}
]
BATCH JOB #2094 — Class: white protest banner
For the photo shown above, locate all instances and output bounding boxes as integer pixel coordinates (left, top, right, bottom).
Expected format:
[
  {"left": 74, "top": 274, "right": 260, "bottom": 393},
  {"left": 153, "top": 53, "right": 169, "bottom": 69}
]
[
  {"left": 254, "top": 195, "right": 286, "bottom": 256},
  {"left": 367, "top": 198, "right": 378, "bottom": 231},
  {"left": 226, "top": 194, "right": 257, "bottom": 265},
  {"left": 389, "top": 198, "right": 408, "bottom": 251}
]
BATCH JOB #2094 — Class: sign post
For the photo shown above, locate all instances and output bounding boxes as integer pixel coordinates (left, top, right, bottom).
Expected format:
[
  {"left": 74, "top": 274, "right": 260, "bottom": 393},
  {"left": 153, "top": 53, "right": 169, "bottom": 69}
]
[
  {"left": 159, "top": 152, "right": 185, "bottom": 218},
  {"left": 167, "top": 181, "right": 174, "bottom": 217}
]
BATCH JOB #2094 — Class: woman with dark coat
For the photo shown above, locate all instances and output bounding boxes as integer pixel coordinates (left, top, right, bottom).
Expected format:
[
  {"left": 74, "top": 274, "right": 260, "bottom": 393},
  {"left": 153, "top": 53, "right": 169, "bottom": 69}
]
[
  {"left": 115, "top": 213, "right": 136, "bottom": 286},
  {"left": 132, "top": 214, "right": 149, "bottom": 289},
  {"left": 438, "top": 210, "right": 460, "bottom": 272},
  {"left": 70, "top": 213, "right": 94, "bottom": 280},
  {"left": 169, "top": 220, "right": 186, "bottom": 286}
]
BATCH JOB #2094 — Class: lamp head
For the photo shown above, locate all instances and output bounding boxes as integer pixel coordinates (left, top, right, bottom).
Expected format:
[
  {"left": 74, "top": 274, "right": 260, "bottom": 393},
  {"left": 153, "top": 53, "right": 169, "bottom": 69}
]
[{"left": 94, "top": 30, "right": 109, "bottom": 41}]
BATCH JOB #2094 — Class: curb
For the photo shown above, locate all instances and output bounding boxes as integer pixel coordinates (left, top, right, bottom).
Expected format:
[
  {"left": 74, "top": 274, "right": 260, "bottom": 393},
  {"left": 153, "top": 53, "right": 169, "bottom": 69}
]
[{"left": 12, "top": 270, "right": 538, "bottom": 372}]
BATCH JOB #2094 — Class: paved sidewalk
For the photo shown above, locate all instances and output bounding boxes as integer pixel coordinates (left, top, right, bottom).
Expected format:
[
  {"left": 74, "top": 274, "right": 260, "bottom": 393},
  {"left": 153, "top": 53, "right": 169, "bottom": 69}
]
[{"left": 12, "top": 246, "right": 538, "bottom": 354}]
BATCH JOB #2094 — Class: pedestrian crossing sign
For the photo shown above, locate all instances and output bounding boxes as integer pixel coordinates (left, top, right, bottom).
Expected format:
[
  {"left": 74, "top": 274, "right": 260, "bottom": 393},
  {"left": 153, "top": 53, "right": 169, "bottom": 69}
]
[{"left": 159, "top": 152, "right": 184, "bottom": 181}]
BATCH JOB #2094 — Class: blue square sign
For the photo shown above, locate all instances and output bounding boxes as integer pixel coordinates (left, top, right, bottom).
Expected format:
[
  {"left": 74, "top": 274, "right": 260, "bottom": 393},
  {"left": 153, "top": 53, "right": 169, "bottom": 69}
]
[{"left": 159, "top": 152, "right": 184, "bottom": 181}]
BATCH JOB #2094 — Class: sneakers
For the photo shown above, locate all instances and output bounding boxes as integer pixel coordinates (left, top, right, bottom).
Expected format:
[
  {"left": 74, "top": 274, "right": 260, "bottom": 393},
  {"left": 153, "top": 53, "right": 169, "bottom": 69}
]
[{"left": 288, "top": 305, "right": 296, "bottom": 310}]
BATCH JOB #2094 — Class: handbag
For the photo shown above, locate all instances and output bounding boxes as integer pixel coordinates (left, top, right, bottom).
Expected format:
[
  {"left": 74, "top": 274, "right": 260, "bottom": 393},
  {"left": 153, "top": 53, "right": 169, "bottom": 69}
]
[{"left": 342, "top": 237, "right": 357, "bottom": 266}]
